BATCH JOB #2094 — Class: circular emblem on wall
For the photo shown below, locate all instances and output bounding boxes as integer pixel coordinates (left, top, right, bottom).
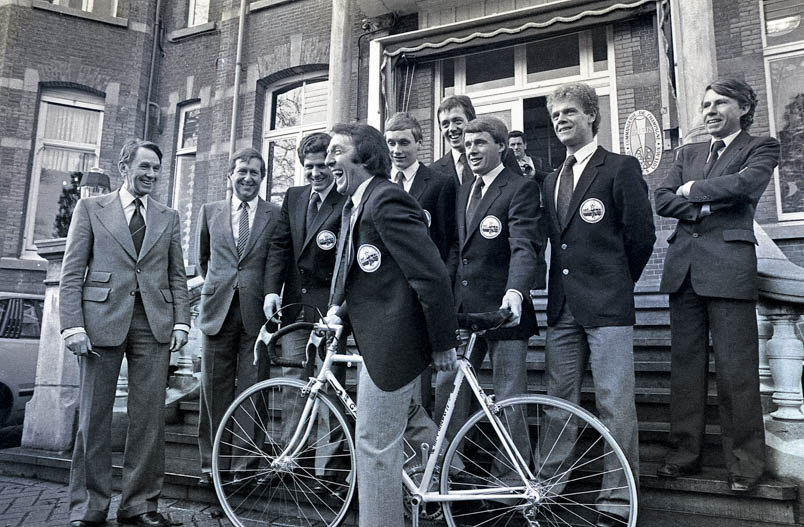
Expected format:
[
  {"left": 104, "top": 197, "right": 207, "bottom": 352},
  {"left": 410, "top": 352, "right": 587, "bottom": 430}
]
[
  {"left": 580, "top": 198, "right": 605, "bottom": 223},
  {"left": 623, "top": 109, "right": 663, "bottom": 175},
  {"left": 357, "top": 244, "right": 382, "bottom": 273},
  {"left": 423, "top": 209, "right": 432, "bottom": 227},
  {"left": 316, "top": 230, "right": 337, "bottom": 250},
  {"left": 479, "top": 215, "right": 502, "bottom": 239}
]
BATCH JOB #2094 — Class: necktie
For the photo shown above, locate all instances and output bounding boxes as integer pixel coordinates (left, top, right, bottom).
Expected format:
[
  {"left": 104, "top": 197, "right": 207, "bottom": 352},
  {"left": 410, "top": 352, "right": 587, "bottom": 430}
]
[
  {"left": 237, "top": 202, "right": 249, "bottom": 259},
  {"left": 465, "top": 176, "right": 485, "bottom": 230},
  {"left": 458, "top": 153, "right": 473, "bottom": 186},
  {"left": 306, "top": 192, "right": 320, "bottom": 235},
  {"left": 704, "top": 139, "right": 726, "bottom": 178},
  {"left": 129, "top": 198, "right": 146, "bottom": 256},
  {"left": 395, "top": 171, "right": 405, "bottom": 188},
  {"left": 556, "top": 155, "right": 577, "bottom": 228}
]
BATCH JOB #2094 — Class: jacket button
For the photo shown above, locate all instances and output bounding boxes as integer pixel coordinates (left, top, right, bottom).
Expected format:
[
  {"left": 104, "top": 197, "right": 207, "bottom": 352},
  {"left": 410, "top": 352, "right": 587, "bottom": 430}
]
[
  {"left": 300, "top": 269, "right": 305, "bottom": 274},
  {"left": 301, "top": 288, "right": 308, "bottom": 294},
  {"left": 461, "top": 280, "right": 468, "bottom": 286},
  {"left": 130, "top": 290, "right": 136, "bottom": 296},
  {"left": 692, "top": 233, "right": 699, "bottom": 238},
  {"left": 136, "top": 268, "right": 141, "bottom": 273},
  {"left": 561, "top": 244, "right": 567, "bottom": 250},
  {"left": 562, "top": 269, "right": 569, "bottom": 275},
  {"left": 462, "top": 259, "right": 469, "bottom": 265}
]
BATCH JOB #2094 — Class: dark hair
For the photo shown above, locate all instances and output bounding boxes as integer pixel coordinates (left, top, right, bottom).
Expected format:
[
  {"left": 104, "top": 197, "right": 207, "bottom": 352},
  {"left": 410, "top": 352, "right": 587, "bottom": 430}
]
[
  {"left": 546, "top": 82, "right": 601, "bottom": 136},
  {"left": 229, "top": 147, "right": 266, "bottom": 177},
  {"left": 385, "top": 112, "right": 423, "bottom": 142},
  {"left": 330, "top": 123, "right": 391, "bottom": 179},
  {"left": 465, "top": 116, "right": 509, "bottom": 146},
  {"left": 297, "top": 132, "right": 331, "bottom": 164},
  {"left": 119, "top": 139, "right": 162, "bottom": 166},
  {"left": 437, "top": 95, "right": 476, "bottom": 122},
  {"left": 703, "top": 78, "right": 758, "bottom": 130},
  {"left": 508, "top": 130, "right": 526, "bottom": 142}
]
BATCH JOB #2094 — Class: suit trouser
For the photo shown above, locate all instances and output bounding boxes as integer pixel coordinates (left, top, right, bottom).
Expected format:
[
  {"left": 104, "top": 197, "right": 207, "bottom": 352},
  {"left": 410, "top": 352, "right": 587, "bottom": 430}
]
[
  {"left": 69, "top": 298, "right": 170, "bottom": 523},
  {"left": 542, "top": 301, "right": 638, "bottom": 518},
  {"left": 665, "top": 275, "right": 765, "bottom": 479},
  {"left": 198, "top": 293, "right": 268, "bottom": 475},
  {"left": 355, "top": 365, "right": 417, "bottom": 527},
  {"left": 434, "top": 337, "right": 530, "bottom": 479},
  {"left": 280, "top": 311, "right": 347, "bottom": 477}
]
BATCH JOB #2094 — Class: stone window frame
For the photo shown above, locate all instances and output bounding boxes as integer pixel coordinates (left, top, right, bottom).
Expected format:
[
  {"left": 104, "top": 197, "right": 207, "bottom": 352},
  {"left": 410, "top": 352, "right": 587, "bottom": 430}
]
[{"left": 172, "top": 102, "right": 201, "bottom": 261}]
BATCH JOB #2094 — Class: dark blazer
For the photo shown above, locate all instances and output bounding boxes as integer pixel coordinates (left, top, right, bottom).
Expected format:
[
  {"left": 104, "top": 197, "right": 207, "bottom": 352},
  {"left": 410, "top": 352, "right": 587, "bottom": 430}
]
[
  {"left": 454, "top": 166, "right": 542, "bottom": 341},
  {"left": 408, "top": 163, "right": 458, "bottom": 265},
  {"left": 544, "top": 146, "right": 655, "bottom": 327},
  {"left": 655, "top": 131, "right": 780, "bottom": 300},
  {"left": 433, "top": 147, "right": 523, "bottom": 188},
  {"left": 331, "top": 177, "right": 459, "bottom": 392},
  {"left": 265, "top": 184, "right": 347, "bottom": 323},
  {"left": 60, "top": 191, "right": 190, "bottom": 345},
  {"left": 196, "top": 197, "right": 279, "bottom": 336}
]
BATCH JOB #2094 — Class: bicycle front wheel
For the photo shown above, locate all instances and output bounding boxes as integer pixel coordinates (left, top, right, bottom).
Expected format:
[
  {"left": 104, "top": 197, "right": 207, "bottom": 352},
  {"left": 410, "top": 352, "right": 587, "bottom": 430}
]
[
  {"left": 441, "top": 394, "right": 637, "bottom": 527},
  {"left": 212, "top": 377, "right": 356, "bottom": 527}
]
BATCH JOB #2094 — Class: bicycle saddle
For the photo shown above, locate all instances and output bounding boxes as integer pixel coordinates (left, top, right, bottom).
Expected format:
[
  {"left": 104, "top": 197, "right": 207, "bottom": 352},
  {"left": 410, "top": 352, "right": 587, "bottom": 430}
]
[{"left": 456, "top": 309, "right": 512, "bottom": 331}]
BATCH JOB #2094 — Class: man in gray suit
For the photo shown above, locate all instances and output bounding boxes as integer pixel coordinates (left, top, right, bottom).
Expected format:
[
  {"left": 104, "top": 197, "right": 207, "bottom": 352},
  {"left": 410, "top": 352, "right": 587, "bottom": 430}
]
[
  {"left": 195, "top": 147, "right": 279, "bottom": 487},
  {"left": 61, "top": 139, "right": 190, "bottom": 527}
]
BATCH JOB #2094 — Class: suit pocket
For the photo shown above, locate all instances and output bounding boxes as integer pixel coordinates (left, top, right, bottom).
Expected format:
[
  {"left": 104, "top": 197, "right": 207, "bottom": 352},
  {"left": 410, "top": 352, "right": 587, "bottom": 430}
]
[
  {"left": 201, "top": 283, "right": 216, "bottom": 295},
  {"left": 723, "top": 229, "right": 757, "bottom": 245},
  {"left": 83, "top": 287, "right": 110, "bottom": 302},
  {"left": 161, "top": 288, "right": 174, "bottom": 303},
  {"left": 87, "top": 271, "right": 111, "bottom": 283}
]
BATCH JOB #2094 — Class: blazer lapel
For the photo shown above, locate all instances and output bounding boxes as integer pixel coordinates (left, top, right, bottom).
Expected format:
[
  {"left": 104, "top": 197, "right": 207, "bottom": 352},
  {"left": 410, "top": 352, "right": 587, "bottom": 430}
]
[
  {"left": 561, "top": 147, "right": 605, "bottom": 232},
  {"left": 466, "top": 172, "right": 506, "bottom": 241},
  {"left": 295, "top": 187, "right": 310, "bottom": 247},
  {"left": 708, "top": 131, "right": 748, "bottom": 179},
  {"left": 302, "top": 187, "right": 337, "bottom": 253},
  {"left": 346, "top": 177, "right": 382, "bottom": 274},
  {"left": 96, "top": 191, "right": 137, "bottom": 260},
  {"left": 242, "top": 198, "right": 272, "bottom": 259},
  {"left": 409, "top": 166, "right": 428, "bottom": 201},
  {"left": 138, "top": 198, "right": 169, "bottom": 260}
]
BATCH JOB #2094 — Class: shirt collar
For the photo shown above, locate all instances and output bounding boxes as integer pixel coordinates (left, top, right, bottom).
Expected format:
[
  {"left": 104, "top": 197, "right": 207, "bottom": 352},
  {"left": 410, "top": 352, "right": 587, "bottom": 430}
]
[
  {"left": 396, "top": 160, "right": 420, "bottom": 181},
  {"left": 313, "top": 181, "right": 335, "bottom": 203},
  {"left": 350, "top": 177, "right": 374, "bottom": 209},
  {"left": 568, "top": 139, "right": 598, "bottom": 166},
  {"left": 451, "top": 148, "right": 465, "bottom": 165},
  {"left": 232, "top": 193, "right": 259, "bottom": 211},
  {"left": 119, "top": 185, "right": 148, "bottom": 211},
  {"left": 476, "top": 162, "right": 505, "bottom": 185},
  {"left": 713, "top": 129, "right": 741, "bottom": 150}
]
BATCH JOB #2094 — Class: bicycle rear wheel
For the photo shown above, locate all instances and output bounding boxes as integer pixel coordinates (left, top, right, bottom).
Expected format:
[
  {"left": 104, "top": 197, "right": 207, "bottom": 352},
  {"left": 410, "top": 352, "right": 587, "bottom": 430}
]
[
  {"left": 441, "top": 394, "right": 637, "bottom": 527},
  {"left": 212, "top": 378, "right": 356, "bottom": 527}
]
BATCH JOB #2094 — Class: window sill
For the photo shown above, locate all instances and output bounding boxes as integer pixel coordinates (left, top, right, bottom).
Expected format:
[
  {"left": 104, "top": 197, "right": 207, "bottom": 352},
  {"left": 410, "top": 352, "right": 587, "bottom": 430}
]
[
  {"left": 760, "top": 221, "right": 804, "bottom": 240},
  {"left": 0, "top": 257, "right": 47, "bottom": 272},
  {"left": 32, "top": 0, "right": 128, "bottom": 28},
  {"left": 168, "top": 21, "right": 217, "bottom": 42},
  {"left": 249, "top": 0, "right": 297, "bottom": 13}
]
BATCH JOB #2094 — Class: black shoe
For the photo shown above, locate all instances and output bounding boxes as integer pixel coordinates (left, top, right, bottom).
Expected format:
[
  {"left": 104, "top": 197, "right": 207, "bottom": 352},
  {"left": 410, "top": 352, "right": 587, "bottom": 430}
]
[
  {"left": 596, "top": 513, "right": 629, "bottom": 527},
  {"left": 69, "top": 521, "right": 103, "bottom": 527},
  {"left": 117, "top": 512, "right": 169, "bottom": 527},
  {"left": 728, "top": 474, "right": 757, "bottom": 493},
  {"left": 311, "top": 476, "right": 348, "bottom": 499},
  {"left": 198, "top": 472, "right": 213, "bottom": 487},
  {"left": 656, "top": 462, "right": 700, "bottom": 479}
]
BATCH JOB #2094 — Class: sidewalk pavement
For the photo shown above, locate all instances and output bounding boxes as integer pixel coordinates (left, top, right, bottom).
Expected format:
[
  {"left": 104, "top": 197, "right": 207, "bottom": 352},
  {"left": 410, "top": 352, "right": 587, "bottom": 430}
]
[{"left": 0, "top": 474, "right": 230, "bottom": 527}]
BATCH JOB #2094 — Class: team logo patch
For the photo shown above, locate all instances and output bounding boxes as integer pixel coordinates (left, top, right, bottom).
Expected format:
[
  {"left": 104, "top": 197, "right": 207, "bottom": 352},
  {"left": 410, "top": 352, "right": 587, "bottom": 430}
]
[
  {"left": 316, "top": 230, "right": 337, "bottom": 250},
  {"left": 423, "top": 209, "right": 432, "bottom": 227},
  {"left": 357, "top": 244, "right": 382, "bottom": 273},
  {"left": 480, "top": 215, "right": 502, "bottom": 239},
  {"left": 580, "top": 199, "right": 605, "bottom": 223}
]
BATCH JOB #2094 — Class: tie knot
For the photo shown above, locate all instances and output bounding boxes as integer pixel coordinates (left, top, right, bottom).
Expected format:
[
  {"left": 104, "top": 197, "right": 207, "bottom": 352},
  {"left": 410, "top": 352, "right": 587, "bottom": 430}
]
[
  {"left": 310, "top": 192, "right": 320, "bottom": 204},
  {"left": 564, "top": 155, "right": 577, "bottom": 170},
  {"left": 459, "top": 153, "right": 468, "bottom": 164},
  {"left": 711, "top": 140, "right": 725, "bottom": 154},
  {"left": 240, "top": 201, "right": 249, "bottom": 210},
  {"left": 395, "top": 171, "right": 405, "bottom": 183},
  {"left": 133, "top": 198, "right": 142, "bottom": 208}
]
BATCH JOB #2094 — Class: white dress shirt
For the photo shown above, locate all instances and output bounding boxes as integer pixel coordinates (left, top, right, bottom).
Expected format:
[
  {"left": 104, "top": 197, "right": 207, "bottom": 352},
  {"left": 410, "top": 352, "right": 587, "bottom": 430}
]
[
  {"left": 553, "top": 139, "right": 598, "bottom": 207},
  {"left": 231, "top": 194, "right": 260, "bottom": 241},
  {"left": 393, "top": 160, "right": 420, "bottom": 193}
]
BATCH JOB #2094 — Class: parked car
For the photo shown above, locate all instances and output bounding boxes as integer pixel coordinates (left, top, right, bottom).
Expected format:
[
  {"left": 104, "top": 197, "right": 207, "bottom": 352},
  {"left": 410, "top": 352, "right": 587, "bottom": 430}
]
[{"left": 0, "top": 293, "right": 45, "bottom": 427}]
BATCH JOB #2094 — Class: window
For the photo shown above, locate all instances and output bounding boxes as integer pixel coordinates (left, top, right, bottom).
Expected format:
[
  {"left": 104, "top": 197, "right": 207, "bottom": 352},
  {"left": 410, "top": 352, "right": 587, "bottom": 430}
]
[
  {"left": 173, "top": 103, "right": 200, "bottom": 259},
  {"left": 763, "top": 1, "right": 804, "bottom": 219},
  {"left": 436, "top": 26, "right": 615, "bottom": 165},
  {"left": 262, "top": 75, "right": 328, "bottom": 203},
  {"left": 188, "top": 0, "right": 209, "bottom": 27},
  {"left": 0, "top": 298, "right": 44, "bottom": 340},
  {"left": 24, "top": 89, "right": 104, "bottom": 256},
  {"left": 44, "top": 0, "right": 117, "bottom": 16}
]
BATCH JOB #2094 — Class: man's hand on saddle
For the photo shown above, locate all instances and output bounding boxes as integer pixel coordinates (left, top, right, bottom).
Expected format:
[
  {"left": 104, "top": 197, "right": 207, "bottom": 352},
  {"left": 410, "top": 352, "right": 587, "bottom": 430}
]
[{"left": 500, "top": 290, "right": 523, "bottom": 327}]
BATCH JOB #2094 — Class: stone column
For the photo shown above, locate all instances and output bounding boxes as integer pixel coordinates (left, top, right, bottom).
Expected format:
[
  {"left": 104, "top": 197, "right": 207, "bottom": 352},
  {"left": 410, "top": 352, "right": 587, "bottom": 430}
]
[
  {"left": 759, "top": 300, "right": 804, "bottom": 421},
  {"left": 757, "top": 309, "right": 775, "bottom": 397},
  {"left": 327, "top": 0, "right": 354, "bottom": 128},
  {"left": 22, "top": 238, "right": 80, "bottom": 452}
]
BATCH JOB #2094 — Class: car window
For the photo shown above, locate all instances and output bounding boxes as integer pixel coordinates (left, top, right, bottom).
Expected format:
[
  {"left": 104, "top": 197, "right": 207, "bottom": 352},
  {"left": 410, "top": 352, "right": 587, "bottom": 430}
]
[
  {"left": 0, "top": 298, "right": 12, "bottom": 337},
  {"left": 19, "top": 299, "right": 43, "bottom": 338}
]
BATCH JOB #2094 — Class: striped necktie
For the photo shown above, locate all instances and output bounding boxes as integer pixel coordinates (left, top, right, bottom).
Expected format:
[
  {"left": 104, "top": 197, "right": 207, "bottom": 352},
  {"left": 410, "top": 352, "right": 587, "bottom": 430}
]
[
  {"left": 129, "top": 198, "right": 146, "bottom": 256},
  {"left": 237, "top": 201, "right": 249, "bottom": 258}
]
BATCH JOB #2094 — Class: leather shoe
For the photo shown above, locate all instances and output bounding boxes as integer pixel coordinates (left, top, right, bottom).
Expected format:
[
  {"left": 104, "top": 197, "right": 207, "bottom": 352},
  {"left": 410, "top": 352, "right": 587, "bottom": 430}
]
[
  {"left": 69, "top": 521, "right": 103, "bottom": 527},
  {"left": 728, "top": 474, "right": 757, "bottom": 493},
  {"left": 198, "top": 472, "right": 213, "bottom": 487},
  {"left": 596, "top": 513, "right": 628, "bottom": 527},
  {"left": 656, "top": 462, "right": 700, "bottom": 478},
  {"left": 117, "top": 512, "right": 169, "bottom": 526}
]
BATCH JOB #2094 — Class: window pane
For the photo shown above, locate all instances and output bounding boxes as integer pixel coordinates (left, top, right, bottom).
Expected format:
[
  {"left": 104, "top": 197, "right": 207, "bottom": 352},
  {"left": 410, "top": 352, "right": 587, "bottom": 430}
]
[
  {"left": 181, "top": 107, "right": 200, "bottom": 150},
  {"left": 302, "top": 80, "right": 329, "bottom": 126},
  {"left": 173, "top": 155, "right": 196, "bottom": 259},
  {"left": 91, "top": 0, "right": 115, "bottom": 17},
  {"left": 596, "top": 95, "right": 612, "bottom": 151},
  {"left": 43, "top": 103, "right": 101, "bottom": 144},
  {"left": 769, "top": 54, "right": 804, "bottom": 215},
  {"left": 592, "top": 27, "right": 609, "bottom": 72},
  {"left": 188, "top": 0, "right": 209, "bottom": 26},
  {"left": 443, "top": 59, "right": 455, "bottom": 97},
  {"left": 764, "top": 0, "right": 804, "bottom": 47},
  {"left": 526, "top": 34, "right": 581, "bottom": 82},
  {"left": 466, "top": 48, "right": 515, "bottom": 92},
  {"left": 35, "top": 148, "right": 95, "bottom": 242},
  {"left": 266, "top": 138, "right": 297, "bottom": 204},
  {"left": 19, "top": 300, "right": 43, "bottom": 339},
  {"left": 272, "top": 85, "right": 303, "bottom": 129}
]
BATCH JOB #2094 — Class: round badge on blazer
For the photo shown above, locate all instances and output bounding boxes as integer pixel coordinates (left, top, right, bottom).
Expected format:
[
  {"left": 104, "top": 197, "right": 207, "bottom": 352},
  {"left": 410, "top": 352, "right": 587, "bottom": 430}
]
[
  {"left": 423, "top": 209, "right": 432, "bottom": 227},
  {"left": 580, "top": 198, "right": 605, "bottom": 223},
  {"left": 357, "top": 244, "right": 382, "bottom": 273},
  {"left": 316, "top": 230, "right": 337, "bottom": 250},
  {"left": 479, "top": 215, "right": 502, "bottom": 239}
]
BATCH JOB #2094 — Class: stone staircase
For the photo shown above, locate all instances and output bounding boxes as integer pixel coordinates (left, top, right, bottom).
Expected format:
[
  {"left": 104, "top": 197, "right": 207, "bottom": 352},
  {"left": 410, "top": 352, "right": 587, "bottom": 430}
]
[{"left": 0, "top": 289, "right": 800, "bottom": 525}]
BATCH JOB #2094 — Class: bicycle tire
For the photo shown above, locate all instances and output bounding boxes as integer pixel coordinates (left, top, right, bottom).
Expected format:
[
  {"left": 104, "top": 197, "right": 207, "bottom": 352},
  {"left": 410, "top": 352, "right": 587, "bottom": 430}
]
[
  {"left": 212, "top": 377, "right": 356, "bottom": 527},
  {"left": 441, "top": 394, "right": 637, "bottom": 527}
]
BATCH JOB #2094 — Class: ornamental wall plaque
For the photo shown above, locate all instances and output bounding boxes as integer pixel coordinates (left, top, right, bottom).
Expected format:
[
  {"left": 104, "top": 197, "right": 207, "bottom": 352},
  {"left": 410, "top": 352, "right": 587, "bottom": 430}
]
[{"left": 623, "top": 110, "right": 663, "bottom": 175}]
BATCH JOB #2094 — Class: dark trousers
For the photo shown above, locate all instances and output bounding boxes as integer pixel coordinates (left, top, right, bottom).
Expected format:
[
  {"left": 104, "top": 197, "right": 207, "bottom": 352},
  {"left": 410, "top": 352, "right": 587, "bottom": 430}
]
[
  {"left": 70, "top": 299, "right": 170, "bottom": 523},
  {"left": 666, "top": 274, "right": 765, "bottom": 479},
  {"left": 198, "top": 292, "right": 269, "bottom": 475}
]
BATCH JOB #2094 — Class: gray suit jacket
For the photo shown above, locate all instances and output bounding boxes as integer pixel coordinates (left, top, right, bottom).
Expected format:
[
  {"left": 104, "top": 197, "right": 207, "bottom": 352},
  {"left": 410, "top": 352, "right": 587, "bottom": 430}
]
[
  {"left": 60, "top": 191, "right": 190, "bottom": 346},
  {"left": 196, "top": 197, "right": 279, "bottom": 336}
]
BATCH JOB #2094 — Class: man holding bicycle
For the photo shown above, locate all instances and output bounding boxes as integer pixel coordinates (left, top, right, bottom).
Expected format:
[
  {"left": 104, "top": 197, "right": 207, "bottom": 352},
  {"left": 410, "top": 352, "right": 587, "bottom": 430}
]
[{"left": 324, "top": 123, "right": 459, "bottom": 527}]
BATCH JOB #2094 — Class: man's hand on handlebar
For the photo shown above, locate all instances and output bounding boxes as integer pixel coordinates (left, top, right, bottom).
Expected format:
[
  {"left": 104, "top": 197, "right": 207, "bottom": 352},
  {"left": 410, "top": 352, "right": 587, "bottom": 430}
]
[
  {"left": 432, "top": 348, "right": 457, "bottom": 372},
  {"left": 323, "top": 306, "right": 344, "bottom": 328},
  {"left": 263, "top": 293, "right": 282, "bottom": 323}
]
